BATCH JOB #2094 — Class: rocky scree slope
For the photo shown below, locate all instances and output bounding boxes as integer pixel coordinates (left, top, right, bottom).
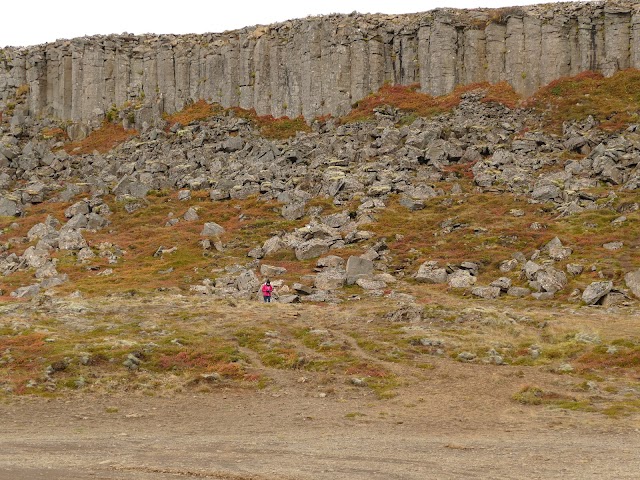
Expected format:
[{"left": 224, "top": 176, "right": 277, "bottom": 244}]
[{"left": 0, "top": 85, "right": 639, "bottom": 307}]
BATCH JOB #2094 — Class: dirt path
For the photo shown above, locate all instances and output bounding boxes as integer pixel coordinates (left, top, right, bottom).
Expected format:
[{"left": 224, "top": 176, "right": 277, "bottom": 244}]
[{"left": 3, "top": 376, "right": 640, "bottom": 480}]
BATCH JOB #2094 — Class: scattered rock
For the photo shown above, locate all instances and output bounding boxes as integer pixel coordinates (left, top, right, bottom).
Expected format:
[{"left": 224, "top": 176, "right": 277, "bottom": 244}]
[
  {"left": 582, "top": 281, "right": 613, "bottom": 305},
  {"left": 415, "top": 261, "right": 448, "bottom": 284}
]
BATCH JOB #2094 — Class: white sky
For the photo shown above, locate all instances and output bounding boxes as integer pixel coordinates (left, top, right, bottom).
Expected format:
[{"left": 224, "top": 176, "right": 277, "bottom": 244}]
[{"left": 2, "top": 0, "right": 590, "bottom": 48}]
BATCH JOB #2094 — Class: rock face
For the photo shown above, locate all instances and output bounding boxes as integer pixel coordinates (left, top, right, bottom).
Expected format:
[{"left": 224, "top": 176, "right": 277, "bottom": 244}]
[{"left": 2, "top": 1, "right": 640, "bottom": 126}]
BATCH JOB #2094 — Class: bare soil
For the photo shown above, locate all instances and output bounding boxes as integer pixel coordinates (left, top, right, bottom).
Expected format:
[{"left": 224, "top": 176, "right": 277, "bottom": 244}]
[{"left": 2, "top": 350, "right": 640, "bottom": 479}]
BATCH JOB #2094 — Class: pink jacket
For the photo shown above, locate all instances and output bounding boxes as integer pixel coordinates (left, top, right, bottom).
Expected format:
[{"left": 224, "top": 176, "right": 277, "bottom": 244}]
[{"left": 262, "top": 284, "right": 273, "bottom": 296}]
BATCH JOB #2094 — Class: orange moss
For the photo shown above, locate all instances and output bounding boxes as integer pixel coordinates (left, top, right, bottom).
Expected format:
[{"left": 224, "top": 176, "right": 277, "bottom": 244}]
[
  {"left": 576, "top": 348, "right": 640, "bottom": 373},
  {"left": 0, "top": 333, "right": 51, "bottom": 372},
  {"left": 40, "top": 127, "right": 68, "bottom": 141},
  {"left": 163, "top": 100, "right": 223, "bottom": 129},
  {"left": 230, "top": 107, "right": 311, "bottom": 139},
  {"left": 524, "top": 69, "right": 640, "bottom": 133},
  {"left": 340, "top": 82, "right": 520, "bottom": 123},
  {"left": 63, "top": 121, "right": 138, "bottom": 155},
  {"left": 345, "top": 362, "right": 388, "bottom": 378}
]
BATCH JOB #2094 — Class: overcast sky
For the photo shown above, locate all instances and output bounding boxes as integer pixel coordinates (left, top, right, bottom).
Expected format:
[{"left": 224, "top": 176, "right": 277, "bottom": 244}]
[{"left": 2, "top": 0, "right": 589, "bottom": 48}]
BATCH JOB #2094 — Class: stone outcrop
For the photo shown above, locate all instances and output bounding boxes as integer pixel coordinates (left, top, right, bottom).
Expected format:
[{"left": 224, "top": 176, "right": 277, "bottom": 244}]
[{"left": 2, "top": 1, "right": 640, "bottom": 127}]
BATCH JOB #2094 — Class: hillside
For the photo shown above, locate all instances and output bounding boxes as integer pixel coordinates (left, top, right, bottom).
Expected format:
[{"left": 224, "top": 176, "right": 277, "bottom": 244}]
[{"left": 1, "top": 19, "right": 640, "bottom": 479}]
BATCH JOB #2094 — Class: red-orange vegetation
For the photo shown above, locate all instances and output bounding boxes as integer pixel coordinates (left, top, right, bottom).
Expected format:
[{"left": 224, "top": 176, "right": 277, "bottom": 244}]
[
  {"left": 63, "top": 121, "right": 138, "bottom": 155},
  {"left": 524, "top": 69, "right": 640, "bottom": 133},
  {"left": 576, "top": 348, "right": 640, "bottom": 374},
  {"left": 41, "top": 127, "right": 68, "bottom": 141},
  {"left": 230, "top": 107, "right": 311, "bottom": 139},
  {"left": 345, "top": 362, "right": 388, "bottom": 378},
  {"left": 340, "top": 82, "right": 521, "bottom": 124},
  {"left": 163, "top": 100, "right": 223, "bottom": 129},
  {"left": 0, "top": 333, "right": 51, "bottom": 372}
]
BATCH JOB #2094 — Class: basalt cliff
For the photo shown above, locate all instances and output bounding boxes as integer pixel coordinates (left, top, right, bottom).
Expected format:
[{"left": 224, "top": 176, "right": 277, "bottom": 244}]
[{"left": 1, "top": 1, "right": 640, "bottom": 131}]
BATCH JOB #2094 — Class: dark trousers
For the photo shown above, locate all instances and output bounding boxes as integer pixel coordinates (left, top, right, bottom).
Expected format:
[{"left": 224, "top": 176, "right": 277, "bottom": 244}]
[{"left": 263, "top": 295, "right": 271, "bottom": 303}]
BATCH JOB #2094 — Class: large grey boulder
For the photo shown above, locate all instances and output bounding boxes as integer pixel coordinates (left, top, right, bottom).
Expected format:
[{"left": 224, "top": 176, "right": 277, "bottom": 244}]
[
  {"left": 58, "top": 230, "right": 88, "bottom": 250},
  {"left": 201, "top": 222, "right": 225, "bottom": 237},
  {"left": 507, "top": 287, "right": 531, "bottom": 297},
  {"left": 183, "top": 207, "right": 199, "bottom": 221},
  {"left": 22, "top": 246, "right": 50, "bottom": 269},
  {"left": 625, "top": 269, "right": 640, "bottom": 299},
  {"left": 321, "top": 212, "right": 350, "bottom": 229},
  {"left": 534, "top": 267, "right": 568, "bottom": 293},
  {"left": 295, "top": 239, "right": 331, "bottom": 261},
  {"left": 545, "top": 237, "right": 572, "bottom": 261},
  {"left": 40, "top": 274, "right": 69, "bottom": 289},
  {"left": 490, "top": 277, "right": 512, "bottom": 292},
  {"left": 260, "top": 264, "right": 287, "bottom": 277},
  {"left": 447, "top": 270, "right": 476, "bottom": 288},
  {"left": 356, "top": 278, "right": 387, "bottom": 290},
  {"left": 262, "top": 235, "right": 286, "bottom": 256},
  {"left": 314, "top": 270, "right": 347, "bottom": 290},
  {"left": 317, "top": 255, "right": 345, "bottom": 269},
  {"left": 346, "top": 256, "right": 374, "bottom": 285},
  {"left": 65, "top": 200, "right": 90, "bottom": 218},
  {"left": 27, "top": 219, "right": 58, "bottom": 242},
  {"left": 11, "top": 284, "right": 41, "bottom": 298},
  {"left": 235, "top": 269, "right": 261, "bottom": 293},
  {"left": 282, "top": 202, "right": 305, "bottom": 220},
  {"left": 0, "top": 197, "right": 22, "bottom": 217},
  {"left": 471, "top": 286, "right": 501, "bottom": 299},
  {"left": 582, "top": 281, "right": 614, "bottom": 305},
  {"left": 415, "top": 261, "right": 448, "bottom": 284}
]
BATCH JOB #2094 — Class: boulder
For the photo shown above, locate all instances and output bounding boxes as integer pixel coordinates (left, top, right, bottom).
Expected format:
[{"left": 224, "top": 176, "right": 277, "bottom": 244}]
[
  {"left": 314, "top": 270, "right": 347, "bottom": 290},
  {"left": 235, "top": 269, "right": 261, "bottom": 293},
  {"left": 282, "top": 202, "right": 305, "bottom": 220},
  {"left": 64, "top": 200, "right": 90, "bottom": 218},
  {"left": 278, "top": 295, "right": 300, "bottom": 304},
  {"left": 22, "top": 246, "right": 49, "bottom": 269},
  {"left": 262, "top": 235, "right": 286, "bottom": 256},
  {"left": 201, "top": 222, "right": 225, "bottom": 237},
  {"left": 447, "top": 270, "right": 476, "bottom": 288},
  {"left": 507, "top": 287, "right": 531, "bottom": 297},
  {"left": 535, "top": 267, "right": 568, "bottom": 293},
  {"left": 58, "top": 230, "right": 88, "bottom": 251},
  {"left": 471, "top": 286, "right": 501, "bottom": 299},
  {"left": 321, "top": 212, "right": 350, "bottom": 229},
  {"left": 317, "top": 255, "right": 345, "bottom": 269},
  {"left": 293, "top": 283, "right": 314, "bottom": 295},
  {"left": 11, "top": 284, "right": 41, "bottom": 298},
  {"left": 40, "top": 274, "right": 69, "bottom": 289},
  {"left": 582, "top": 281, "right": 614, "bottom": 305},
  {"left": 399, "top": 195, "right": 425, "bottom": 211},
  {"left": 625, "top": 269, "right": 640, "bottom": 299},
  {"left": 490, "top": 277, "right": 512, "bottom": 291},
  {"left": 260, "top": 265, "right": 287, "bottom": 277},
  {"left": 295, "top": 239, "right": 331, "bottom": 261},
  {"left": 566, "top": 264, "right": 584, "bottom": 276},
  {"left": 545, "top": 237, "right": 573, "bottom": 261},
  {"left": 356, "top": 278, "right": 387, "bottom": 290},
  {"left": 183, "top": 207, "right": 199, "bottom": 221},
  {"left": 415, "top": 261, "right": 448, "bottom": 284},
  {"left": 0, "top": 197, "right": 22, "bottom": 217},
  {"left": 346, "top": 256, "right": 374, "bottom": 285}
]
